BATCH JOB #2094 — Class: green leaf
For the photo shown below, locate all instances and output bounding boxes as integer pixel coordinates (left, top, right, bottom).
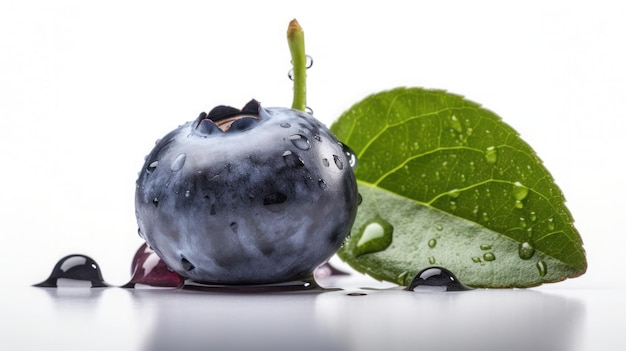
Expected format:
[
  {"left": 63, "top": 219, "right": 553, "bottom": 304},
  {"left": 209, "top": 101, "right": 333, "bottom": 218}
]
[{"left": 331, "top": 87, "right": 586, "bottom": 288}]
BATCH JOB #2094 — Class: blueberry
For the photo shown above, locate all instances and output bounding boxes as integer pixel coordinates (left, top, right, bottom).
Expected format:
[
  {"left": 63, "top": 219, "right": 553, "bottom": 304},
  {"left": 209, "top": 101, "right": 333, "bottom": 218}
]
[{"left": 135, "top": 100, "right": 358, "bottom": 284}]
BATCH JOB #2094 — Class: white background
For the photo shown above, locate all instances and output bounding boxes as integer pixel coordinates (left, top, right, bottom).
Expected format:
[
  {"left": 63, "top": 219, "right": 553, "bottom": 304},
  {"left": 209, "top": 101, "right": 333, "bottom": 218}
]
[{"left": 1, "top": 0, "right": 625, "bottom": 290}]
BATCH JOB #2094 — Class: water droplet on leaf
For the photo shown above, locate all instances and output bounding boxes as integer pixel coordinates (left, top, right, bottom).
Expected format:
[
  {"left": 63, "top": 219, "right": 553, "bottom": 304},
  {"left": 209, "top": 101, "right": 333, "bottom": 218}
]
[
  {"left": 536, "top": 260, "right": 548, "bottom": 277},
  {"left": 518, "top": 242, "right": 535, "bottom": 260},
  {"left": 428, "top": 239, "right": 437, "bottom": 248},
  {"left": 282, "top": 150, "right": 304, "bottom": 167},
  {"left": 355, "top": 217, "right": 394, "bottom": 257},
  {"left": 485, "top": 146, "right": 497, "bottom": 164},
  {"left": 483, "top": 253, "right": 496, "bottom": 261}
]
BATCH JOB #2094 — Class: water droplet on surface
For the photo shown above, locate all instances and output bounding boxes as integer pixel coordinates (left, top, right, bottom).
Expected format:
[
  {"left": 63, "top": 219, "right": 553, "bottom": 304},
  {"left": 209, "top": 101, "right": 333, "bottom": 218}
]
[
  {"left": 536, "top": 260, "right": 548, "bottom": 277},
  {"left": 333, "top": 155, "right": 344, "bottom": 170},
  {"left": 152, "top": 197, "right": 159, "bottom": 207},
  {"left": 355, "top": 217, "right": 394, "bottom": 257},
  {"left": 289, "top": 134, "right": 311, "bottom": 150},
  {"left": 471, "top": 257, "right": 482, "bottom": 263},
  {"left": 282, "top": 150, "right": 305, "bottom": 167},
  {"left": 485, "top": 146, "right": 498, "bottom": 164},
  {"left": 147, "top": 161, "right": 159, "bottom": 173},
  {"left": 263, "top": 192, "right": 288, "bottom": 212},
  {"left": 313, "top": 134, "right": 321, "bottom": 142},
  {"left": 518, "top": 242, "right": 535, "bottom": 260},
  {"left": 428, "top": 239, "right": 437, "bottom": 248},
  {"left": 547, "top": 218, "right": 556, "bottom": 231},
  {"left": 184, "top": 190, "right": 190, "bottom": 198},
  {"left": 481, "top": 212, "right": 489, "bottom": 222},
  {"left": 121, "top": 244, "right": 184, "bottom": 288},
  {"left": 448, "top": 189, "right": 461, "bottom": 198},
  {"left": 529, "top": 211, "right": 537, "bottom": 222},
  {"left": 514, "top": 200, "right": 524, "bottom": 209},
  {"left": 483, "top": 253, "right": 496, "bottom": 261},
  {"left": 436, "top": 225, "right": 443, "bottom": 231},
  {"left": 305, "top": 106, "right": 314, "bottom": 115},
  {"left": 428, "top": 256, "right": 436, "bottom": 264},
  {"left": 450, "top": 201, "right": 458, "bottom": 210},
  {"left": 322, "top": 158, "right": 330, "bottom": 167},
  {"left": 170, "top": 153, "right": 186, "bottom": 171},
  {"left": 480, "top": 244, "right": 492, "bottom": 250},
  {"left": 34, "top": 254, "right": 109, "bottom": 288},
  {"left": 287, "top": 69, "right": 294, "bottom": 80},
  {"left": 406, "top": 267, "right": 471, "bottom": 292},
  {"left": 280, "top": 122, "right": 291, "bottom": 128},
  {"left": 396, "top": 271, "right": 409, "bottom": 285}
]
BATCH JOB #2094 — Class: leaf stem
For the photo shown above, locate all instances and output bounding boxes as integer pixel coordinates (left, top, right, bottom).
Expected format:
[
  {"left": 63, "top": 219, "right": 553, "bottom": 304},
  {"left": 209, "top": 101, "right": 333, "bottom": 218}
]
[{"left": 287, "top": 19, "right": 306, "bottom": 112}]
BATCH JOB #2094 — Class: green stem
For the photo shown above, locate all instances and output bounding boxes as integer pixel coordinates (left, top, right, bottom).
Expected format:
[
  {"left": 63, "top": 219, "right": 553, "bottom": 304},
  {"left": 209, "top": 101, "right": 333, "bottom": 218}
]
[{"left": 287, "top": 19, "right": 307, "bottom": 112}]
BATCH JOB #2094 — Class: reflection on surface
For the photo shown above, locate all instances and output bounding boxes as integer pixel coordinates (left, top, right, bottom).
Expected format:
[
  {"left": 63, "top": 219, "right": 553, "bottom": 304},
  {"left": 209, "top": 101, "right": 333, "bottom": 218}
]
[
  {"left": 316, "top": 288, "right": 586, "bottom": 351},
  {"left": 127, "top": 283, "right": 585, "bottom": 351}
]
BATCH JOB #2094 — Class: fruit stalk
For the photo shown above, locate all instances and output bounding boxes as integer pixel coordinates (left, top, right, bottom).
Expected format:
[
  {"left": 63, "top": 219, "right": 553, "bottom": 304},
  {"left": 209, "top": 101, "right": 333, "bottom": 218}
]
[{"left": 287, "top": 19, "right": 307, "bottom": 112}]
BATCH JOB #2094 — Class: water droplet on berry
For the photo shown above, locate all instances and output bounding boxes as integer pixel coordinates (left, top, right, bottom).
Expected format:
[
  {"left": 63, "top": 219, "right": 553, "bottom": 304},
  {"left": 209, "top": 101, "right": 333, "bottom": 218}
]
[
  {"left": 518, "top": 242, "right": 535, "bottom": 260},
  {"left": 147, "top": 161, "right": 159, "bottom": 173},
  {"left": 322, "top": 158, "right": 330, "bottom": 167},
  {"left": 34, "top": 254, "right": 109, "bottom": 288},
  {"left": 181, "top": 256, "right": 195, "bottom": 271},
  {"left": 340, "top": 143, "right": 358, "bottom": 169},
  {"left": 318, "top": 178, "right": 327, "bottom": 189},
  {"left": 263, "top": 192, "right": 288, "bottom": 212},
  {"left": 406, "top": 267, "right": 471, "bottom": 292},
  {"left": 333, "top": 155, "right": 344, "bottom": 170},
  {"left": 170, "top": 153, "right": 186, "bottom": 171},
  {"left": 152, "top": 198, "right": 159, "bottom": 207},
  {"left": 280, "top": 122, "right": 291, "bottom": 128},
  {"left": 184, "top": 190, "right": 190, "bottom": 198},
  {"left": 282, "top": 150, "right": 304, "bottom": 167},
  {"left": 289, "top": 134, "right": 311, "bottom": 150},
  {"left": 305, "top": 106, "right": 314, "bottom": 115},
  {"left": 121, "top": 244, "right": 184, "bottom": 288},
  {"left": 537, "top": 260, "right": 548, "bottom": 277},
  {"left": 355, "top": 217, "right": 393, "bottom": 257}
]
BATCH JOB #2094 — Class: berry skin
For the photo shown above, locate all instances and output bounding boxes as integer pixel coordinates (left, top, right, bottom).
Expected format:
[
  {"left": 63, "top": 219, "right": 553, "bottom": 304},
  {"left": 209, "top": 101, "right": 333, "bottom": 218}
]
[{"left": 135, "top": 100, "right": 358, "bottom": 284}]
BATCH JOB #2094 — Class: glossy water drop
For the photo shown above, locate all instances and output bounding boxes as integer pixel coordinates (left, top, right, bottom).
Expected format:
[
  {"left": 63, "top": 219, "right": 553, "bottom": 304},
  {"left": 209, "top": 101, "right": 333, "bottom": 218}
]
[
  {"left": 449, "top": 115, "right": 463, "bottom": 133},
  {"left": 341, "top": 143, "right": 358, "bottom": 169},
  {"left": 333, "top": 154, "right": 344, "bottom": 170},
  {"left": 483, "top": 253, "right": 496, "bottom": 261},
  {"left": 529, "top": 211, "right": 537, "bottom": 222},
  {"left": 280, "top": 122, "right": 291, "bottom": 128},
  {"left": 322, "top": 158, "right": 330, "bottom": 167},
  {"left": 289, "top": 134, "right": 311, "bottom": 150},
  {"left": 537, "top": 260, "right": 548, "bottom": 277},
  {"left": 481, "top": 212, "right": 489, "bottom": 222},
  {"left": 514, "top": 200, "right": 524, "bottom": 209},
  {"left": 436, "top": 225, "right": 443, "bottom": 231},
  {"left": 547, "top": 218, "right": 556, "bottom": 231},
  {"left": 448, "top": 189, "right": 461, "bottom": 198},
  {"left": 305, "top": 55, "right": 314, "bottom": 68},
  {"left": 518, "top": 242, "right": 535, "bottom": 260},
  {"left": 513, "top": 182, "right": 529, "bottom": 201},
  {"left": 184, "top": 190, "right": 191, "bottom": 198},
  {"left": 480, "top": 244, "right": 492, "bottom": 250},
  {"left": 305, "top": 106, "right": 314, "bottom": 115},
  {"left": 471, "top": 257, "right": 482, "bottom": 263},
  {"left": 396, "top": 271, "right": 409, "bottom": 285},
  {"left": 181, "top": 257, "right": 195, "bottom": 272},
  {"left": 428, "top": 239, "right": 437, "bottom": 248},
  {"left": 263, "top": 192, "right": 288, "bottom": 212},
  {"left": 170, "top": 153, "right": 186, "bottom": 171},
  {"left": 287, "top": 69, "right": 294, "bottom": 80},
  {"left": 318, "top": 178, "right": 327, "bottom": 190},
  {"left": 34, "top": 254, "right": 109, "bottom": 288},
  {"left": 428, "top": 256, "right": 436, "bottom": 264},
  {"left": 152, "top": 197, "right": 159, "bottom": 207},
  {"left": 485, "top": 146, "right": 497, "bottom": 164},
  {"left": 147, "top": 161, "right": 159, "bottom": 173},
  {"left": 282, "top": 150, "right": 305, "bottom": 167},
  {"left": 406, "top": 267, "right": 471, "bottom": 292},
  {"left": 450, "top": 201, "right": 458, "bottom": 210},
  {"left": 354, "top": 217, "right": 393, "bottom": 257},
  {"left": 121, "top": 243, "right": 184, "bottom": 288}
]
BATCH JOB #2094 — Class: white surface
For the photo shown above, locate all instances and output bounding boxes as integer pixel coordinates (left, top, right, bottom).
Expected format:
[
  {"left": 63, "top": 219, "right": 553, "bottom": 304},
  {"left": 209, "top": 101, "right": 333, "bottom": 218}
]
[{"left": 1, "top": 0, "right": 625, "bottom": 350}]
